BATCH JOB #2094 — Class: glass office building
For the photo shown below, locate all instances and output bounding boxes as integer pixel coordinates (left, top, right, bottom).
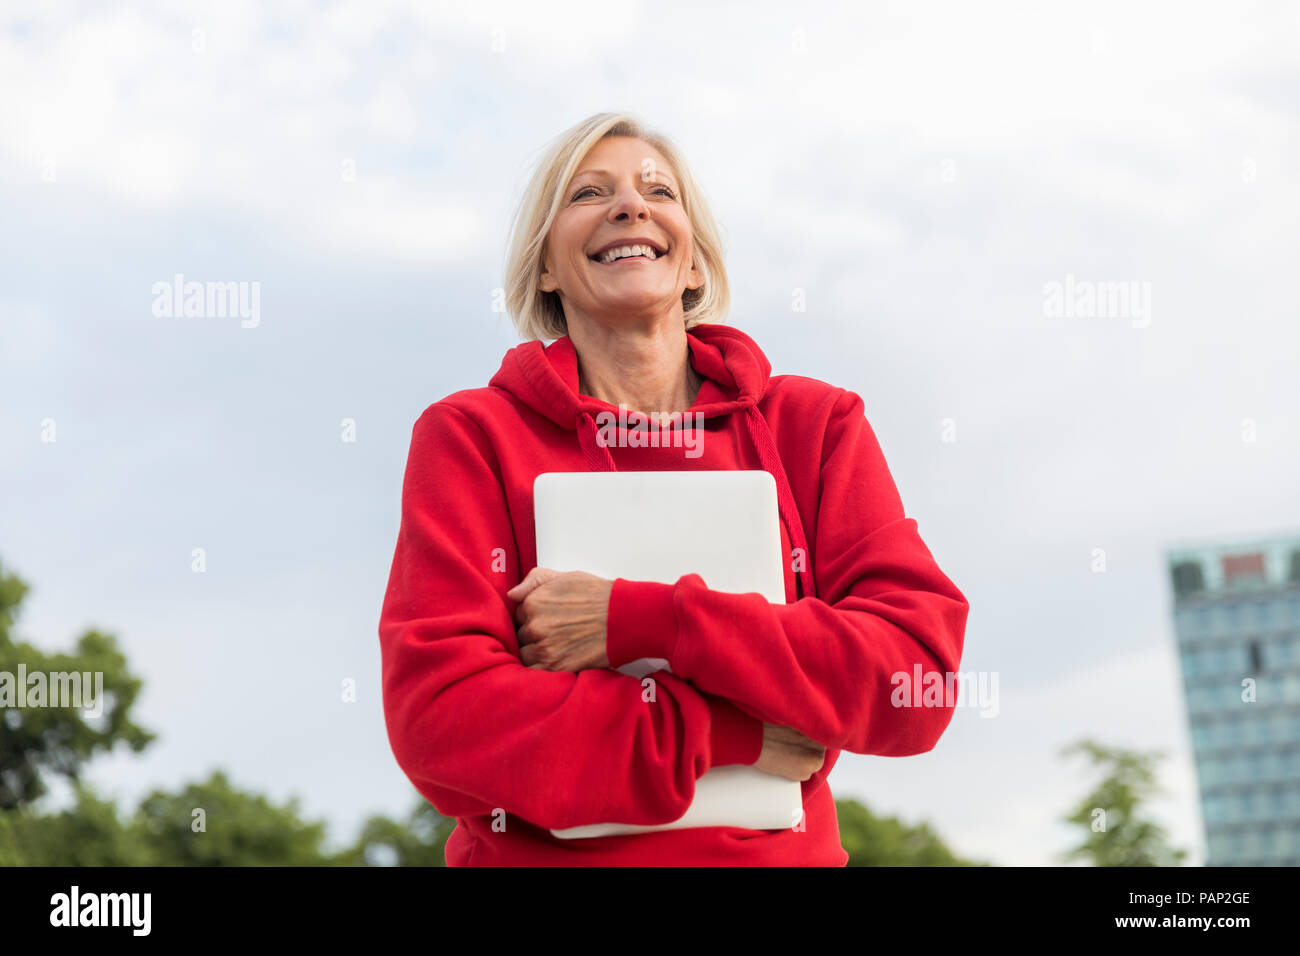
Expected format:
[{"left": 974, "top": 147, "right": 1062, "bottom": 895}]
[{"left": 1167, "top": 534, "right": 1300, "bottom": 866}]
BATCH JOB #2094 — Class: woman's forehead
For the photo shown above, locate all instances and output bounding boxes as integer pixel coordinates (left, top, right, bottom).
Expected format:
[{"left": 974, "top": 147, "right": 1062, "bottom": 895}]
[{"left": 574, "top": 139, "right": 677, "bottom": 182}]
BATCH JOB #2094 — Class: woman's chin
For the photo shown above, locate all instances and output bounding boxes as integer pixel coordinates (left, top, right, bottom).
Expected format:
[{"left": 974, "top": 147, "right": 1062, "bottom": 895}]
[{"left": 590, "top": 289, "right": 672, "bottom": 312}]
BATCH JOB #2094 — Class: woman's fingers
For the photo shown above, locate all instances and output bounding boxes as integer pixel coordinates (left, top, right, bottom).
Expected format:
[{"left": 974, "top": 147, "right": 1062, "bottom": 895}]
[
  {"left": 510, "top": 569, "right": 613, "bottom": 673},
  {"left": 505, "top": 566, "right": 539, "bottom": 601},
  {"left": 507, "top": 566, "right": 560, "bottom": 603}
]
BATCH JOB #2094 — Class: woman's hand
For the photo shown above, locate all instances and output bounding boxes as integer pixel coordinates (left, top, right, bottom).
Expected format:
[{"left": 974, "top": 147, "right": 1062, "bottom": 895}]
[
  {"left": 753, "top": 723, "right": 826, "bottom": 781},
  {"left": 507, "top": 567, "right": 613, "bottom": 672}
]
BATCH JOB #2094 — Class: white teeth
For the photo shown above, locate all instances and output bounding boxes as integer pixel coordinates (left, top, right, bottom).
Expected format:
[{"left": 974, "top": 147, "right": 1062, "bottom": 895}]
[{"left": 597, "top": 244, "right": 660, "bottom": 263}]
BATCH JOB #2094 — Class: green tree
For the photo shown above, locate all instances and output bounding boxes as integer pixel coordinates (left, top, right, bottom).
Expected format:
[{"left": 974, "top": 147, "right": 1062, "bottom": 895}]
[
  {"left": 1058, "top": 738, "right": 1188, "bottom": 866},
  {"left": 344, "top": 798, "right": 455, "bottom": 866},
  {"left": 0, "top": 781, "right": 150, "bottom": 866},
  {"left": 0, "top": 563, "right": 155, "bottom": 810},
  {"left": 835, "top": 797, "right": 986, "bottom": 866},
  {"left": 132, "top": 770, "right": 341, "bottom": 866},
  {"left": 0, "top": 560, "right": 348, "bottom": 866}
]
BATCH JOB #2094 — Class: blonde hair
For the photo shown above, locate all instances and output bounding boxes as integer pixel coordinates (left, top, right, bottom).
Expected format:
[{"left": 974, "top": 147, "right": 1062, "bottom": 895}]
[{"left": 503, "top": 112, "right": 731, "bottom": 341}]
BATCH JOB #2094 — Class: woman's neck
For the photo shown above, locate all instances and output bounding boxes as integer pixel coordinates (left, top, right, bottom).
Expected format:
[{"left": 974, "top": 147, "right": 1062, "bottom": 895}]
[{"left": 570, "top": 321, "right": 703, "bottom": 415}]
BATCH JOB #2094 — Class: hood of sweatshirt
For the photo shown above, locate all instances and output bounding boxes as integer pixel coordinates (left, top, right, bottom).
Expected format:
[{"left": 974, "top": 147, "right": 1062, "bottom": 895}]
[{"left": 488, "top": 323, "right": 816, "bottom": 599}]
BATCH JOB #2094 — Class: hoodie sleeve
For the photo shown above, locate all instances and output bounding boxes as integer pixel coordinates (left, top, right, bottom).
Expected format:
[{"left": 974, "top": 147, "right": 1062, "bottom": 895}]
[
  {"left": 378, "top": 403, "right": 764, "bottom": 831},
  {"left": 604, "top": 388, "right": 970, "bottom": 757}
]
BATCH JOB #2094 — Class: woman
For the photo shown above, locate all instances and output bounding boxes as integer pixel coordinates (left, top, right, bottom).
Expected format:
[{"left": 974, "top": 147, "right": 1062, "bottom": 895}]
[{"left": 378, "top": 113, "right": 970, "bottom": 866}]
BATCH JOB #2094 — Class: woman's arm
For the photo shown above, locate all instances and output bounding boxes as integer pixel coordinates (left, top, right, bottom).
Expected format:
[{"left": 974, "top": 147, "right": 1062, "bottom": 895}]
[
  {"left": 378, "top": 403, "right": 764, "bottom": 832},
  {"left": 603, "top": 388, "right": 971, "bottom": 757}
]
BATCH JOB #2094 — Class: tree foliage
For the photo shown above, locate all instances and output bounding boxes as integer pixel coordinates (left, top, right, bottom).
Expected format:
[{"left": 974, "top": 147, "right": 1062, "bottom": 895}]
[
  {"left": 133, "top": 770, "right": 340, "bottom": 866},
  {"left": 343, "top": 798, "right": 456, "bottom": 866},
  {"left": 1058, "top": 737, "right": 1188, "bottom": 866},
  {"left": 0, "top": 782, "right": 149, "bottom": 866},
  {"left": 835, "top": 798, "right": 986, "bottom": 866},
  {"left": 0, "top": 563, "right": 154, "bottom": 810}
]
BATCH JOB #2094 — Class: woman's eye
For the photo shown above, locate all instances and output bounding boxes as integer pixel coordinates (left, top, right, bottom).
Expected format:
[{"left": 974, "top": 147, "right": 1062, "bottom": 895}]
[{"left": 571, "top": 185, "right": 676, "bottom": 200}]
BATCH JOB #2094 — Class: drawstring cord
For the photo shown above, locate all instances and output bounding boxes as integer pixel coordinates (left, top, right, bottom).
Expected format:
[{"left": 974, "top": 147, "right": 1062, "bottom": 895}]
[{"left": 743, "top": 405, "right": 816, "bottom": 601}]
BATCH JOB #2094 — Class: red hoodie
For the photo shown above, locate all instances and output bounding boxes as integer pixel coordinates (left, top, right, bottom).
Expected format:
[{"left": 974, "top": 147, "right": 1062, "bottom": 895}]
[{"left": 378, "top": 322, "right": 969, "bottom": 866}]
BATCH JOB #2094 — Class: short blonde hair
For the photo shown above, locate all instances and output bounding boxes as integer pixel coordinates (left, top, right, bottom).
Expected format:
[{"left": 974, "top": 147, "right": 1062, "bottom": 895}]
[{"left": 503, "top": 112, "right": 731, "bottom": 341}]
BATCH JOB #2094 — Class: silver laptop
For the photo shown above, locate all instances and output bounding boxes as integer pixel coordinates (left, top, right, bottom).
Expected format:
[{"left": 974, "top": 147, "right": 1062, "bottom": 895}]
[{"left": 532, "top": 470, "right": 804, "bottom": 838}]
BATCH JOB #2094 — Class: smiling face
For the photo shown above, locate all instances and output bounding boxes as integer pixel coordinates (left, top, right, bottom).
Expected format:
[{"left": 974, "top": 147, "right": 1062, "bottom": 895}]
[{"left": 538, "top": 136, "right": 703, "bottom": 330}]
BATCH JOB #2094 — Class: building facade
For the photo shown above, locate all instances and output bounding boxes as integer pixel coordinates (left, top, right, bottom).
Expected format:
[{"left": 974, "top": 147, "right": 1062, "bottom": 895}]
[{"left": 1168, "top": 534, "right": 1300, "bottom": 866}]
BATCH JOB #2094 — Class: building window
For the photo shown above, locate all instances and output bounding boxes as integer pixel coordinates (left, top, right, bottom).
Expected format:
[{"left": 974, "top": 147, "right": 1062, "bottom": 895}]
[
  {"left": 1172, "top": 560, "right": 1205, "bottom": 598},
  {"left": 1260, "top": 600, "right": 1281, "bottom": 631},
  {"left": 1279, "top": 827, "right": 1299, "bottom": 860},
  {"left": 1260, "top": 638, "right": 1283, "bottom": 668},
  {"left": 1284, "top": 674, "right": 1300, "bottom": 704},
  {"left": 1223, "top": 552, "right": 1267, "bottom": 591},
  {"left": 1211, "top": 605, "right": 1229, "bottom": 636},
  {"left": 1204, "top": 796, "right": 1221, "bottom": 824}
]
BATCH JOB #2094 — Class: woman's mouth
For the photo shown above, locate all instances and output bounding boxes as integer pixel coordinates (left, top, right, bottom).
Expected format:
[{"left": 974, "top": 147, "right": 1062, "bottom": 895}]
[{"left": 589, "top": 243, "right": 667, "bottom": 264}]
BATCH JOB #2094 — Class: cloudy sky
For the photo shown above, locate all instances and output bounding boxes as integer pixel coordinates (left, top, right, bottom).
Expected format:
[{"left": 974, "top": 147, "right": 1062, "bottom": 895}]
[{"left": 2, "top": 0, "right": 1297, "bottom": 865}]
